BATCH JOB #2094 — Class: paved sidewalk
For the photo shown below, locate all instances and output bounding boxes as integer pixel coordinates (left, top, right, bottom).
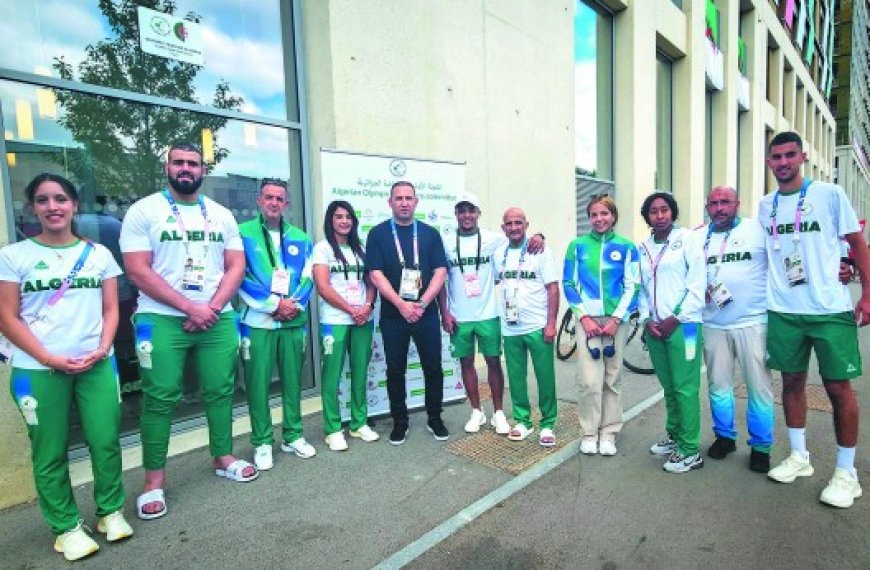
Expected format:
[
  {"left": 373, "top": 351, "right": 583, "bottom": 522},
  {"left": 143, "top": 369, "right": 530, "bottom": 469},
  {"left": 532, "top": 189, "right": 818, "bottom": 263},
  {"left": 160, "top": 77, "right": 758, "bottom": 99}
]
[{"left": 0, "top": 305, "right": 866, "bottom": 569}]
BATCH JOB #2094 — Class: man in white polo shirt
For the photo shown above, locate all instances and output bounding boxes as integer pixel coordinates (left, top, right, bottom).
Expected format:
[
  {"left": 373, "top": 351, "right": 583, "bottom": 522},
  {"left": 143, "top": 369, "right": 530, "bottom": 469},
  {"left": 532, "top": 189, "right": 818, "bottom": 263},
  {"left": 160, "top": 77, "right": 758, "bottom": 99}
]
[{"left": 695, "top": 186, "right": 774, "bottom": 473}]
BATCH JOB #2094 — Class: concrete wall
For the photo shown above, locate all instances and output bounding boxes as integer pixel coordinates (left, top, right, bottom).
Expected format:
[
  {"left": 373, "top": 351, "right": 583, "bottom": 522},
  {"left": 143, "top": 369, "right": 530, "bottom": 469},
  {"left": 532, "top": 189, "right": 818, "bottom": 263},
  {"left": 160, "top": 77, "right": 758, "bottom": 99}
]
[{"left": 303, "top": 0, "right": 577, "bottom": 255}]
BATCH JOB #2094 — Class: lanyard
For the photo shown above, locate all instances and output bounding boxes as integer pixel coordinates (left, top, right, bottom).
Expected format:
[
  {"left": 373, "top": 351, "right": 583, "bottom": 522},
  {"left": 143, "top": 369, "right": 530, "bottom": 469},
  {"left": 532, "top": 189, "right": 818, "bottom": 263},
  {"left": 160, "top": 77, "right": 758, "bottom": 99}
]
[
  {"left": 260, "top": 215, "right": 285, "bottom": 269},
  {"left": 163, "top": 189, "right": 209, "bottom": 251},
  {"left": 501, "top": 239, "right": 528, "bottom": 285},
  {"left": 46, "top": 241, "right": 94, "bottom": 306},
  {"left": 770, "top": 178, "right": 811, "bottom": 251},
  {"left": 390, "top": 219, "right": 418, "bottom": 269},
  {"left": 339, "top": 247, "right": 362, "bottom": 281},
  {"left": 641, "top": 237, "right": 671, "bottom": 321},
  {"left": 456, "top": 230, "right": 482, "bottom": 273},
  {"left": 703, "top": 218, "right": 739, "bottom": 282}
]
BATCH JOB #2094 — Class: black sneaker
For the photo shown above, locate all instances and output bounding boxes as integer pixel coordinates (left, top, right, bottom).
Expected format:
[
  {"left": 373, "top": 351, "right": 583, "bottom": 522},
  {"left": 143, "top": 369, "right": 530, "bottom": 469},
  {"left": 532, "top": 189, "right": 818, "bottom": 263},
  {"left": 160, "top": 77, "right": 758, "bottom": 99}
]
[
  {"left": 707, "top": 437, "right": 736, "bottom": 459},
  {"left": 749, "top": 449, "right": 771, "bottom": 473},
  {"left": 389, "top": 424, "right": 408, "bottom": 446},
  {"left": 427, "top": 418, "right": 450, "bottom": 441}
]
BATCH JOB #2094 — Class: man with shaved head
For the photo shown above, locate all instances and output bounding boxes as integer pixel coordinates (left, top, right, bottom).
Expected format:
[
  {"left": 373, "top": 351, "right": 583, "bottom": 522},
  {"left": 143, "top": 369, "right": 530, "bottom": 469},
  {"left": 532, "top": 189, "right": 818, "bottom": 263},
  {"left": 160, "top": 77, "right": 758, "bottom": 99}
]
[
  {"left": 694, "top": 186, "right": 774, "bottom": 473},
  {"left": 493, "top": 208, "right": 559, "bottom": 447}
]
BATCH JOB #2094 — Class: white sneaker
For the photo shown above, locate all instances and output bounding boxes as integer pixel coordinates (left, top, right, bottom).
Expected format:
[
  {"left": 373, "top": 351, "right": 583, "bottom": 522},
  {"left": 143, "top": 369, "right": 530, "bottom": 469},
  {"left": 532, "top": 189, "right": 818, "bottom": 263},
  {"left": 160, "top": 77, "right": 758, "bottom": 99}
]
[
  {"left": 599, "top": 438, "right": 617, "bottom": 456},
  {"left": 281, "top": 437, "right": 317, "bottom": 459},
  {"left": 650, "top": 436, "right": 677, "bottom": 456},
  {"left": 325, "top": 432, "right": 349, "bottom": 451},
  {"left": 580, "top": 436, "right": 598, "bottom": 455},
  {"left": 490, "top": 410, "right": 511, "bottom": 435},
  {"left": 253, "top": 444, "right": 273, "bottom": 471},
  {"left": 820, "top": 467, "right": 863, "bottom": 508},
  {"left": 54, "top": 522, "right": 99, "bottom": 561},
  {"left": 96, "top": 510, "right": 133, "bottom": 542},
  {"left": 464, "top": 408, "right": 487, "bottom": 433},
  {"left": 662, "top": 452, "right": 704, "bottom": 473},
  {"left": 349, "top": 425, "right": 380, "bottom": 442},
  {"left": 768, "top": 451, "right": 814, "bottom": 483}
]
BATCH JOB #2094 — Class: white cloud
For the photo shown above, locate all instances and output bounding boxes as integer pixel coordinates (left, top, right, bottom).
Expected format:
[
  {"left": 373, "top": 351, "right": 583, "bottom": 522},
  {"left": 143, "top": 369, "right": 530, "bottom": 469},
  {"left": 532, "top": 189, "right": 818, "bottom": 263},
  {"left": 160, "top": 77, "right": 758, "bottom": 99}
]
[
  {"left": 574, "top": 61, "right": 598, "bottom": 172},
  {"left": 200, "top": 26, "right": 285, "bottom": 100}
]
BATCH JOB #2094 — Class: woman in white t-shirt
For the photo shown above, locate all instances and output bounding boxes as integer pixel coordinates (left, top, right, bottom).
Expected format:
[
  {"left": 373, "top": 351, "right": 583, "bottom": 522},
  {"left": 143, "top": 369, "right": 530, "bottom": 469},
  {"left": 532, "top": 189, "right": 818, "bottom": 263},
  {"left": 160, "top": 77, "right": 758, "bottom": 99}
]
[
  {"left": 312, "top": 200, "right": 379, "bottom": 451},
  {"left": 0, "top": 174, "right": 132, "bottom": 561}
]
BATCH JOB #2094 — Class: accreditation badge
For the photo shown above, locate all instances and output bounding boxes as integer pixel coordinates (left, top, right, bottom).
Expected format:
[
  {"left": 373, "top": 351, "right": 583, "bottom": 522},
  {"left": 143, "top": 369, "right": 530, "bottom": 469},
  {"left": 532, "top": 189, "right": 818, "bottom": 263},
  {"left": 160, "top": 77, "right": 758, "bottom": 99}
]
[
  {"left": 399, "top": 268, "right": 422, "bottom": 301},
  {"left": 345, "top": 281, "right": 364, "bottom": 305},
  {"left": 709, "top": 282, "right": 734, "bottom": 309},
  {"left": 463, "top": 273, "right": 482, "bottom": 297},
  {"left": 504, "top": 291, "right": 519, "bottom": 325},
  {"left": 0, "top": 334, "right": 14, "bottom": 364},
  {"left": 182, "top": 256, "right": 207, "bottom": 292},
  {"left": 784, "top": 253, "right": 807, "bottom": 287},
  {"left": 270, "top": 268, "right": 291, "bottom": 295}
]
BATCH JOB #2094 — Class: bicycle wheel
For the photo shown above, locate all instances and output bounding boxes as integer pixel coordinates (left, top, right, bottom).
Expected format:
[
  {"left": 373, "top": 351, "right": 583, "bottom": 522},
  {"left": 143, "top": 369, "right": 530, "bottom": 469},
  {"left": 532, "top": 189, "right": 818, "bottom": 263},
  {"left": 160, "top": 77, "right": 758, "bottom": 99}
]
[
  {"left": 622, "top": 313, "right": 655, "bottom": 375},
  {"left": 556, "top": 309, "right": 578, "bottom": 361}
]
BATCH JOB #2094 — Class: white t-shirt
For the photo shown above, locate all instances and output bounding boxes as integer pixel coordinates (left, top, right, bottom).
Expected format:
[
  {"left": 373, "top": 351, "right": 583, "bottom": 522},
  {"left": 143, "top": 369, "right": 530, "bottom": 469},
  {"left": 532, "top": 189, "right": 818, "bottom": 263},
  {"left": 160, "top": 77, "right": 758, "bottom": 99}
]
[
  {"left": 444, "top": 228, "right": 506, "bottom": 322},
  {"left": 694, "top": 219, "right": 768, "bottom": 329},
  {"left": 757, "top": 180, "right": 860, "bottom": 315},
  {"left": 493, "top": 243, "right": 559, "bottom": 336},
  {"left": 312, "top": 240, "right": 371, "bottom": 326},
  {"left": 637, "top": 227, "right": 706, "bottom": 324},
  {"left": 0, "top": 239, "right": 122, "bottom": 370},
  {"left": 119, "top": 192, "right": 243, "bottom": 316}
]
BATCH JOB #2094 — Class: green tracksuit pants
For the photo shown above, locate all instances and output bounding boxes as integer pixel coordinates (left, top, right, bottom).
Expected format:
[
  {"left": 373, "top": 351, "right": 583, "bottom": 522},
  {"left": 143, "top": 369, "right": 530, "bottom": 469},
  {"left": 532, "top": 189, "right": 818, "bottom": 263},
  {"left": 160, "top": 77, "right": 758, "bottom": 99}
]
[
  {"left": 320, "top": 321, "right": 374, "bottom": 435},
  {"left": 504, "top": 329, "right": 557, "bottom": 429},
  {"left": 10, "top": 358, "right": 125, "bottom": 535},
  {"left": 243, "top": 325, "right": 306, "bottom": 446},
  {"left": 645, "top": 322, "right": 704, "bottom": 456},
  {"left": 135, "top": 312, "right": 239, "bottom": 469}
]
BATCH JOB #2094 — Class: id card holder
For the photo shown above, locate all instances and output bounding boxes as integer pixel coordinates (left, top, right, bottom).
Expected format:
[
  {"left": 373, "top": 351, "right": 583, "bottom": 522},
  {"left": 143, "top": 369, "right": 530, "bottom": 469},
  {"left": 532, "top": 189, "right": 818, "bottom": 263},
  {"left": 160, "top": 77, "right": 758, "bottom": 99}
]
[
  {"left": 399, "top": 268, "right": 422, "bottom": 301},
  {"left": 504, "top": 292, "right": 519, "bottom": 325},
  {"left": 182, "top": 257, "right": 206, "bottom": 291},
  {"left": 0, "top": 334, "right": 14, "bottom": 365},
  {"left": 463, "top": 273, "right": 482, "bottom": 297},
  {"left": 345, "top": 281, "right": 364, "bottom": 306},
  {"left": 271, "top": 268, "right": 291, "bottom": 295},
  {"left": 709, "top": 282, "right": 734, "bottom": 309},
  {"left": 784, "top": 253, "right": 807, "bottom": 287}
]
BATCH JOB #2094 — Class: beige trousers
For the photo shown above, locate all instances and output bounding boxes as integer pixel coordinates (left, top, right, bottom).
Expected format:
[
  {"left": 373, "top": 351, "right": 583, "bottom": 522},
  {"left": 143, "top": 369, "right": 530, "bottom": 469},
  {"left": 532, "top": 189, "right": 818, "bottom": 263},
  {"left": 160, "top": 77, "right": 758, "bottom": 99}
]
[{"left": 576, "top": 321, "right": 629, "bottom": 438}]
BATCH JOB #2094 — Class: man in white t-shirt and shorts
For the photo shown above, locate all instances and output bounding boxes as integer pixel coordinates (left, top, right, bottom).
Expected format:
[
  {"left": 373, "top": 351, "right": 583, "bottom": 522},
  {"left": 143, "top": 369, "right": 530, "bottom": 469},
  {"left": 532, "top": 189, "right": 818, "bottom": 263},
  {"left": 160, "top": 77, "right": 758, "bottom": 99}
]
[
  {"left": 437, "top": 193, "right": 546, "bottom": 435},
  {"left": 759, "top": 131, "right": 870, "bottom": 508},
  {"left": 120, "top": 141, "right": 255, "bottom": 521},
  {"left": 695, "top": 186, "right": 774, "bottom": 473}
]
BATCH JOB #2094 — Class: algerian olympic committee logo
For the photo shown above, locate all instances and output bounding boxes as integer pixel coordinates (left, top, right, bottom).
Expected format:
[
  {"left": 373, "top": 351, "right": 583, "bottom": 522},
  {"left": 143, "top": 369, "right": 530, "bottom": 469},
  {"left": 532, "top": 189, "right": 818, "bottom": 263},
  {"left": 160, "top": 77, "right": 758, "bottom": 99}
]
[
  {"left": 609, "top": 250, "right": 622, "bottom": 261},
  {"left": 150, "top": 16, "right": 171, "bottom": 35},
  {"left": 287, "top": 245, "right": 299, "bottom": 256},
  {"left": 389, "top": 159, "right": 407, "bottom": 177}
]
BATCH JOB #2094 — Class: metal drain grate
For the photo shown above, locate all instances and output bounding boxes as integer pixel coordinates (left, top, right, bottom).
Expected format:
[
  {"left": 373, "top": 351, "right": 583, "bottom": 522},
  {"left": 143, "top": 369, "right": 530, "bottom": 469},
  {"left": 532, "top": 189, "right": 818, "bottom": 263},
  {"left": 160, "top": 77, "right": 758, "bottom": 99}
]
[{"left": 446, "top": 401, "right": 583, "bottom": 475}]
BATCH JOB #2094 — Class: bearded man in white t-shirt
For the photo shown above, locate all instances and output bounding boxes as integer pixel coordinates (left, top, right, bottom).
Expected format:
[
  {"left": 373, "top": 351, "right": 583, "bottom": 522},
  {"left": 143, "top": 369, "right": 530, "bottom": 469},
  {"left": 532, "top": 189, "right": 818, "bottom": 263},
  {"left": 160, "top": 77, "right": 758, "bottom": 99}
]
[
  {"left": 695, "top": 186, "right": 774, "bottom": 474},
  {"left": 760, "top": 131, "right": 870, "bottom": 509}
]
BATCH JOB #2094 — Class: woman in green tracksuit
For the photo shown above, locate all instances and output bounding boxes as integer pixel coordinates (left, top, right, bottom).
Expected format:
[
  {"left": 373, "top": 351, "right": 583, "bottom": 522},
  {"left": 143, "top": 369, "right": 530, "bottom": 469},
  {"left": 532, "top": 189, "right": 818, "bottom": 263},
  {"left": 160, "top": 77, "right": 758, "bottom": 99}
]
[
  {"left": 0, "top": 174, "right": 132, "bottom": 562},
  {"left": 312, "top": 200, "right": 379, "bottom": 451}
]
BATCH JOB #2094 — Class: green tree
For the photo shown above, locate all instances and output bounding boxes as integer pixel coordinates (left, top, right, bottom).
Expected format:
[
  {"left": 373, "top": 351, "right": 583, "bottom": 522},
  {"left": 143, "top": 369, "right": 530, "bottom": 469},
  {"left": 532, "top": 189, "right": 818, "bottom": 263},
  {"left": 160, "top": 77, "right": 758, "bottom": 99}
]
[{"left": 52, "top": 0, "right": 243, "bottom": 196}]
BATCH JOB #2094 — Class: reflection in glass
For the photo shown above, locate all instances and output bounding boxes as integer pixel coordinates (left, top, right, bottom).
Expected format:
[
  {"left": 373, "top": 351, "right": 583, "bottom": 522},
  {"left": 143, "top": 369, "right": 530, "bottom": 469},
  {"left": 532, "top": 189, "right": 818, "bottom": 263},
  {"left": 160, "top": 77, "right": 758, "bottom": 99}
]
[
  {"left": 0, "top": 79, "right": 301, "bottom": 444},
  {"left": 656, "top": 54, "right": 674, "bottom": 192},
  {"left": 574, "top": 1, "right": 613, "bottom": 180},
  {"left": 0, "top": 0, "right": 291, "bottom": 121}
]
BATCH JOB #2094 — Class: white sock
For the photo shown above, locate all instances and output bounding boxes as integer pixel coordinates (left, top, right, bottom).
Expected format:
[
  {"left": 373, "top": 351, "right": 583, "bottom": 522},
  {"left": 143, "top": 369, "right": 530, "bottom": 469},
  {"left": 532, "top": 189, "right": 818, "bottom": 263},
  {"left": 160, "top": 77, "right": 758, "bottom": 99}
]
[
  {"left": 836, "top": 446, "right": 857, "bottom": 476},
  {"left": 788, "top": 428, "right": 808, "bottom": 457}
]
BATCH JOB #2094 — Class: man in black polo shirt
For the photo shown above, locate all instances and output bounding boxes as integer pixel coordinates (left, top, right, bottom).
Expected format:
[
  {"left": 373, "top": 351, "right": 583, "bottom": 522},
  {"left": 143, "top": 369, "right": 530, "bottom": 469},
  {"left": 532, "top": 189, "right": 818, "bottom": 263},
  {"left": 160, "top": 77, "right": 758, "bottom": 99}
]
[{"left": 366, "top": 181, "right": 449, "bottom": 445}]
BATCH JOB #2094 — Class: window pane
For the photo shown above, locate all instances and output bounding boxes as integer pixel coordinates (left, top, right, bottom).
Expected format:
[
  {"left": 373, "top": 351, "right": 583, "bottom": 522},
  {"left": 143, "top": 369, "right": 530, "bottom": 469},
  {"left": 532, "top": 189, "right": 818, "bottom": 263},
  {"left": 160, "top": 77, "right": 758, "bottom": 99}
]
[
  {"left": 0, "top": 0, "right": 294, "bottom": 121},
  {"left": 574, "top": 1, "right": 613, "bottom": 180},
  {"left": 1, "top": 79, "right": 303, "bottom": 444},
  {"left": 656, "top": 54, "right": 673, "bottom": 191}
]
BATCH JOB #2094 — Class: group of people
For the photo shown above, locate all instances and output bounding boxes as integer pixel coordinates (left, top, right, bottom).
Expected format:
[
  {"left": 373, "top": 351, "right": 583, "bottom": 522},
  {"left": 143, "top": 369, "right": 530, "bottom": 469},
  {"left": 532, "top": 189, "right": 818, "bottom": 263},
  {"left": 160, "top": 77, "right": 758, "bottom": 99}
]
[
  {"left": 0, "top": 131, "right": 868, "bottom": 562},
  {"left": 563, "top": 132, "right": 870, "bottom": 511}
]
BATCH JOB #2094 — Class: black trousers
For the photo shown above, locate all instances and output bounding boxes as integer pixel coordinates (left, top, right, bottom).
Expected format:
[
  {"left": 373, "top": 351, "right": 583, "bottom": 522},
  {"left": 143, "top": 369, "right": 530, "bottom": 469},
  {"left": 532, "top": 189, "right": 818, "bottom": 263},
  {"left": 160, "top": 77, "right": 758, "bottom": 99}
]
[{"left": 380, "top": 311, "right": 444, "bottom": 424}]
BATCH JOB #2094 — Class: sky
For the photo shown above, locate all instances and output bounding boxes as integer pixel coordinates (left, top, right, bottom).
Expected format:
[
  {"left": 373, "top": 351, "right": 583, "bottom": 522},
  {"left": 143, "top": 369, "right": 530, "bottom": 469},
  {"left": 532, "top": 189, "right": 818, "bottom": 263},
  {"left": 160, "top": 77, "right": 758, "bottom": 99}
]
[{"left": 574, "top": 0, "right": 599, "bottom": 174}]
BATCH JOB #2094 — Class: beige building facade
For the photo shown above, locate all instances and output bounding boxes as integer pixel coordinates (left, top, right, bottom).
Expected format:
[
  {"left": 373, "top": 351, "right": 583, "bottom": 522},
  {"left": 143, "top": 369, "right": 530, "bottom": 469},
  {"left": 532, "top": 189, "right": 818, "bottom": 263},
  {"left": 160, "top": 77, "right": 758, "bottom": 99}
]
[{"left": 0, "top": 0, "right": 837, "bottom": 508}]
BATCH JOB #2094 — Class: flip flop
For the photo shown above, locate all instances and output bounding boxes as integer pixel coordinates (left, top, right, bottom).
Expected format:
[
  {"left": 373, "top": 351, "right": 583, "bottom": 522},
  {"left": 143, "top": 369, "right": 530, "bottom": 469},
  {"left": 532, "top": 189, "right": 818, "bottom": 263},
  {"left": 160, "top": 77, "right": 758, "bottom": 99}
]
[
  {"left": 539, "top": 428, "right": 556, "bottom": 447},
  {"left": 136, "top": 489, "right": 167, "bottom": 520},
  {"left": 215, "top": 459, "right": 259, "bottom": 482},
  {"left": 507, "top": 424, "right": 534, "bottom": 441}
]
